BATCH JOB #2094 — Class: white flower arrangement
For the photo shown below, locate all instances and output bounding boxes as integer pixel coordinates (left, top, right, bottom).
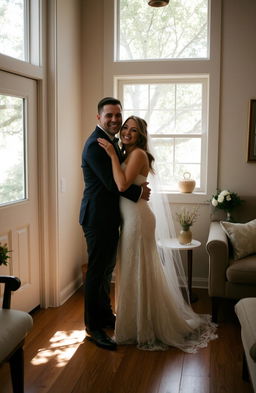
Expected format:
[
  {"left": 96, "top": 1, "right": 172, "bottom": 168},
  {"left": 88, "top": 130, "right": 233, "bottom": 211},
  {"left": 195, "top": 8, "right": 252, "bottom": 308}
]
[
  {"left": 211, "top": 189, "right": 243, "bottom": 211},
  {"left": 176, "top": 206, "right": 199, "bottom": 229}
]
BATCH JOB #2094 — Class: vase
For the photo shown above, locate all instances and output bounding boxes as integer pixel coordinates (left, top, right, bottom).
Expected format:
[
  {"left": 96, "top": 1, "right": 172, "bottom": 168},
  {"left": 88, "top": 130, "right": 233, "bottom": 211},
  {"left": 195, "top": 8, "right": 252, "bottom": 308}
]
[
  {"left": 225, "top": 211, "right": 233, "bottom": 222},
  {"left": 178, "top": 226, "right": 192, "bottom": 245}
]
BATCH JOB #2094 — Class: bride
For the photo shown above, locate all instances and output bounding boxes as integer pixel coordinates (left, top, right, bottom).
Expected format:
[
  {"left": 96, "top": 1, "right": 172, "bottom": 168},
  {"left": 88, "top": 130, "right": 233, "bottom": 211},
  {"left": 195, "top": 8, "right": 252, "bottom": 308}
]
[{"left": 97, "top": 115, "right": 217, "bottom": 352}]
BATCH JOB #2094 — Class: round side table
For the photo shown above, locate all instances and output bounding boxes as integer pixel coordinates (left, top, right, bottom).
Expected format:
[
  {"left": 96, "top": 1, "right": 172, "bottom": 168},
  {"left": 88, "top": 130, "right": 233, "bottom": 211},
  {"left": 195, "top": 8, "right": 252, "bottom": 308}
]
[{"left": 157, "top": 238, "right": 201, "bottom": 303}]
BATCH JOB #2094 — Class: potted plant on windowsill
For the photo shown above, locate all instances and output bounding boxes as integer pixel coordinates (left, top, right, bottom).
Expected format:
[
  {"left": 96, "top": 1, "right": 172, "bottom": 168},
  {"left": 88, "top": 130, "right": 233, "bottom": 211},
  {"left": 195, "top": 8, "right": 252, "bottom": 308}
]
[{"left": 0, "top": 243, "right": 11, "bottom": 266}]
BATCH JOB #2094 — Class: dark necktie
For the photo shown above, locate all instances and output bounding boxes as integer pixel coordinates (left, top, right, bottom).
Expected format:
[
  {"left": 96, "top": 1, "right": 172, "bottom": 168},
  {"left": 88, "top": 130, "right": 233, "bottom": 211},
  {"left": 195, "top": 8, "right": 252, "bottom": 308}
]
[{"left": 112, "top": 137, "right": 124, "bottom": 162}]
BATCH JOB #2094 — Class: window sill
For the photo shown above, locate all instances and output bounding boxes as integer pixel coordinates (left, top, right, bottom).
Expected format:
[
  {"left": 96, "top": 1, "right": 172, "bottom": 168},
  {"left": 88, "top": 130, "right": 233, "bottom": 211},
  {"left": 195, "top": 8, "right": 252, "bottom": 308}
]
[{"left": 166, "top": 192, "right": 209, "bottom": 205}]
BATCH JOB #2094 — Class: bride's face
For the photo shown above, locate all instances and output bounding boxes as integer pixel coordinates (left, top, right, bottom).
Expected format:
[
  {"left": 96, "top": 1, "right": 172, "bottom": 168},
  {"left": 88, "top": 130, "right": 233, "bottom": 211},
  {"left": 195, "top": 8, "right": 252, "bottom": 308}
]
[{"left": 120, "top": 119, "right": 139, "bottom": 147}]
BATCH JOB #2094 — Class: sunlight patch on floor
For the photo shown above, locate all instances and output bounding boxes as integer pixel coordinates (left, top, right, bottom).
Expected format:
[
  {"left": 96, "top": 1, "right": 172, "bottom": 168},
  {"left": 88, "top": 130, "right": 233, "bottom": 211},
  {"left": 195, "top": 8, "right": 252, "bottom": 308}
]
[{"left": 31, "top": 330, "right": 85, "bottom": 367}]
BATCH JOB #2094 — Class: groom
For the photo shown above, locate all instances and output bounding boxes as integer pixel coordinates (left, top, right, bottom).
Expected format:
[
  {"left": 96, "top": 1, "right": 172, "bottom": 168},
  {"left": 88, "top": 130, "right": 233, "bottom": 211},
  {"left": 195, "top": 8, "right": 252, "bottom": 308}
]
[{"left": 79, "top": 97, "right": 151, "bottom": 350}]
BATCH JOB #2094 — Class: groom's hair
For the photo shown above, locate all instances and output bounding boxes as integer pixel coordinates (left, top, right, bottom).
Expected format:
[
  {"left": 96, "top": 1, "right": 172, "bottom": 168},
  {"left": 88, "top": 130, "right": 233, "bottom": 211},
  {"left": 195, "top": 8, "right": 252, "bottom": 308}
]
[{"left": 98, "top": 97, "right": 122, "bottom": 114}]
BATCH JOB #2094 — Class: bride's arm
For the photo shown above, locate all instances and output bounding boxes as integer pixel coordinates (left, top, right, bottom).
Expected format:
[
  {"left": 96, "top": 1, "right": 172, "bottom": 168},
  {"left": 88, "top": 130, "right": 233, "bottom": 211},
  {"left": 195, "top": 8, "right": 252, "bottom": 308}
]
[{"left": 97, "top": 138, "right": 145, "bottom": 191}]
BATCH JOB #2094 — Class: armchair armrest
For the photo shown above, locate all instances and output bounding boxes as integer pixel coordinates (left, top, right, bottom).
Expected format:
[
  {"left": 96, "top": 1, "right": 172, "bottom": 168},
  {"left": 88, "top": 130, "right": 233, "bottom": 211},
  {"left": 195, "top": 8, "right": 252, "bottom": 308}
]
[
  {"left": 206, "top": 221, "right": 229, "bottom": 297},
  {"left": 0, "top": 276, "right": 21, "bottom": 309}
]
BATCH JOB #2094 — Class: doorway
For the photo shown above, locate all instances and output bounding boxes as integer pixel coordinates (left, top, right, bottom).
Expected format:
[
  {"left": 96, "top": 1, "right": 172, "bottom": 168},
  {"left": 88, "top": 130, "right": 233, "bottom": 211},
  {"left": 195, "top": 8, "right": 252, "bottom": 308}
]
[{"left": 0, "top": 70, "right": 40, "bottom": 312}]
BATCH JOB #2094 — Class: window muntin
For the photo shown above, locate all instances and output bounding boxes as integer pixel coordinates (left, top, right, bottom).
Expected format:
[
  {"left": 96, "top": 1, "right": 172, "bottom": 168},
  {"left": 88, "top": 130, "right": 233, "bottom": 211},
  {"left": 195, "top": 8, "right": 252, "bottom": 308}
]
[
  {"left": 116, "top": 0, "right": 209, "bottom": 61},
  {"left": 0, "top": 0, "right": 27, "bottom": 61},
  {"left": 119, "top": 78, "right": 208, "bottom": 192},
  {"left": 0, "top": 94, "right": 26, "bottom": 205}
]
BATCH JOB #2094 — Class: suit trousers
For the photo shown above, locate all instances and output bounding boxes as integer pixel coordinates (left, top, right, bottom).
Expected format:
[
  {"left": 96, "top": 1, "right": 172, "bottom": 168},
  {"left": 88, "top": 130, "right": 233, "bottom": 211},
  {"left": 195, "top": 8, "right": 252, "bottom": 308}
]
[{"left": 82, "top": 222, "right": 119, "bottom": 331}]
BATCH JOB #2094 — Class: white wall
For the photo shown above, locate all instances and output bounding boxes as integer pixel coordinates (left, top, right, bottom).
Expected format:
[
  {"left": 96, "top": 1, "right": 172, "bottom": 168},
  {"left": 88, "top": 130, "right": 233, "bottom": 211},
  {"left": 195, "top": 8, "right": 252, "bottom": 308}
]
[
  {"left": 219, "top": 0, "right": 256, "bottom": 196},
  {"left": 77, "top": 0, "right": 256, "bottom": 288},
  {"left": 81, "top": 0, "right": 104, "bottom": 131},
  {"left": 52, "top": 0, "right": 85, "bottom": 304},
  {"left": 191, "top": 0, "right": 256, "bottom": 282}
]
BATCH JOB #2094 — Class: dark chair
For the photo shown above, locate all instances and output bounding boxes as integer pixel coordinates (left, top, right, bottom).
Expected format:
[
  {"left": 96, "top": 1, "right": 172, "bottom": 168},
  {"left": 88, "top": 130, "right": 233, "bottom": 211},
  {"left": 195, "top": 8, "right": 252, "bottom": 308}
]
[{"left": 0, "top": 275, "right": 33, "bottom": 393}]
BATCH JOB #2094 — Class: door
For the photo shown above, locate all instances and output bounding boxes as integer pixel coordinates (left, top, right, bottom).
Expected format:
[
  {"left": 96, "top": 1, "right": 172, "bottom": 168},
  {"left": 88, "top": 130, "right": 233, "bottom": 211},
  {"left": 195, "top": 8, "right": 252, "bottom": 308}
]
[{"left": 0, "top": 70, "right": 40, "bottom": 312}]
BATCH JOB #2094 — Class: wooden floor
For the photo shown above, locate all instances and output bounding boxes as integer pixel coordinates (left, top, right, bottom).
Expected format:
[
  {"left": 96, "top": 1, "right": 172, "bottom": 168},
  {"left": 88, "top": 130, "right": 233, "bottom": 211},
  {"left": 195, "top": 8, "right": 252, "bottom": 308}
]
[{"left": 0, "top": 287, "right": 253, "bottom": 393}]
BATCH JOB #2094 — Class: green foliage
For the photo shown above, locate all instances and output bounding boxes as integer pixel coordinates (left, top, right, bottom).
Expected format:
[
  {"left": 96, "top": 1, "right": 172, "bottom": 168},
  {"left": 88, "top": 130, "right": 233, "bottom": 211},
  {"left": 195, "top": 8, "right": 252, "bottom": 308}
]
[
  {"left": 0, "top": 243, "right": 11, "bottom": 266},
  {"left": 0, "top": 163, "right": 25, "bottom": 204},
  {"left": 211, "top": 190, "right": 243, "bottom": 212},
  {"left": 0, "top": 0, "right": 24, "bottom": 60},
  {"left": 0, "top": 94, "right": 25, "bottom": 205},
  {"left": 119, "top": 0, "right": 208, "bottom": 60}
]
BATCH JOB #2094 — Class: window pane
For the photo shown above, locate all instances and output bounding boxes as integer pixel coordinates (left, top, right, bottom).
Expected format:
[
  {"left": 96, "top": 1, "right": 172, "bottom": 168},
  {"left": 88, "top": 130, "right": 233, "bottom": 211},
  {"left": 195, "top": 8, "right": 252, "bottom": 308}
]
[
  {"left": 123, "top": 82, "right": 203, "bottom": 135},
  {"left": 175, "top": 138, "right": 201, "bottom": 164},
  {"left": 118, "top": 0, "right": 208, "bottom": 61},
  {"left": 176, "top": 84, "right": 202, "bottom": 133},
  {"left": 175, "top": 138, "right": 201, "bottom": 188},
  {"left": 123, "top": 84, "right": 149, "bottom": 110},
  {"left": 150, "top": 110, "right": 175, "bottom": 134},
  {"left": 121, "top": 78, "right": 207, "bottom": 191},
  {"left": 0, "top": 0, "right": 25, "bottom": 61},
  {"left": 151, "top": 138, "right": 201, "bottom": 190},
  {"left": 0, "top": 95, "right": 26, "bottom": 205},
  {"left": 153, "top": 138, "right": 175, "bottom": 190},
  {"left": 176, "top": 164, "right": 201, "bottom": 188}
]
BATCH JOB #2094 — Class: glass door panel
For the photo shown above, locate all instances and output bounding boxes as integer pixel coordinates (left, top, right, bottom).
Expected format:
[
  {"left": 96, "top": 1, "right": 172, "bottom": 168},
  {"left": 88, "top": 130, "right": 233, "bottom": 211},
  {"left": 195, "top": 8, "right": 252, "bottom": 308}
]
[{"left": 0, "top": 95, "right": 26, "bottom": 205}]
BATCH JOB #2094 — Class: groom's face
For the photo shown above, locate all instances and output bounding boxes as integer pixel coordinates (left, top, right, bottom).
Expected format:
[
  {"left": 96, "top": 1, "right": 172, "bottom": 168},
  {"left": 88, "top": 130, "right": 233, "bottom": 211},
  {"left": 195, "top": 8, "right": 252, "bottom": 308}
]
[{"left": 97, "top": 104, "right": 123, "bottom": 136}]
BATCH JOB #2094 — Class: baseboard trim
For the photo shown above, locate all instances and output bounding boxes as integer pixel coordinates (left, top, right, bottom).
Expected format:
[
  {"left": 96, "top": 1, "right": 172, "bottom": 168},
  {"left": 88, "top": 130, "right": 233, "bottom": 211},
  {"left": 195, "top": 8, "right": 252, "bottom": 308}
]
[
  {"left": 59, "top": 272, "right": 208, "bottom": 306},
  {"left": 192, "top": 277, "right": 208, "bottom": 289},
  {"left": 60, "top": 275, "right": 83, "bottom": 306}
]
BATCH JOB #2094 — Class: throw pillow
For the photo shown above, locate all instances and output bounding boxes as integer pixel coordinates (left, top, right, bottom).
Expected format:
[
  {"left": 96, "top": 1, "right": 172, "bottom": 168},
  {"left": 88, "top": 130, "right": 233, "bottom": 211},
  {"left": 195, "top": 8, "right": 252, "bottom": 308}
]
[{"left": 220, "top": 219, "right": 256, "bottom": 260}]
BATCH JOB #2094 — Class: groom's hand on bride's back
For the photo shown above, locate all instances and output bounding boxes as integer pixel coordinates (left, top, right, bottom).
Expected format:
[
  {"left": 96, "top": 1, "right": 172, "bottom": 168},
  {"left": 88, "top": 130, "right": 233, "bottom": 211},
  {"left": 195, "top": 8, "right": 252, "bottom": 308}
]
[{"left": 141, "top": 182, "right": 151, "bottom": 201}]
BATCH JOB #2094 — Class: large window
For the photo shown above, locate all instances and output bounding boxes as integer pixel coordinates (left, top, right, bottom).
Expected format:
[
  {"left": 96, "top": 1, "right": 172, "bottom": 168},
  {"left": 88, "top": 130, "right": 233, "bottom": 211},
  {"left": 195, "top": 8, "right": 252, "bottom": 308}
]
[
  {"left": 116, "top": 0, "right": 209, "bottom": 61},
  {"left": 117, "top": 77, "right": 208, "bottom": 192},
  {"left": 105, "top": 0, "right": 220, "bottom": 199}
]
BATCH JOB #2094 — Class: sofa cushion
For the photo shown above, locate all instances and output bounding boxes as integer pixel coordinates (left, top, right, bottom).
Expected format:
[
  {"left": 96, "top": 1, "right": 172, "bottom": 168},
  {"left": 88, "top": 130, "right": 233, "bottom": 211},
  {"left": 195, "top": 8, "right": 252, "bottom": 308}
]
[
  {"left": 220, "top": 219, "right": 256, "bottom": 260},
  {"left": 226, "top": 254, "right": 256, "bottom": 284}
]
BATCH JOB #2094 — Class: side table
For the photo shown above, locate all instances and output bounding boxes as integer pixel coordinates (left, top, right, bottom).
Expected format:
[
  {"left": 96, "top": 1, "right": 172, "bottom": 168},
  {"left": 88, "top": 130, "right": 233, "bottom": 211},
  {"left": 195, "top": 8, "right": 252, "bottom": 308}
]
[{"left": 157, "top": 238, "right": 201, "bottom": 303}]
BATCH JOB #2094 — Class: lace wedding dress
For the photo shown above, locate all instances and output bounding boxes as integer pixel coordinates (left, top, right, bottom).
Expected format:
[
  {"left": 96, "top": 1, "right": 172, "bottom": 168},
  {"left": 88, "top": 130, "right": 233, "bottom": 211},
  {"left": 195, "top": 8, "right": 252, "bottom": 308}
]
[{"left": 115, "top": 172, "right": 217, "bottom": 353}]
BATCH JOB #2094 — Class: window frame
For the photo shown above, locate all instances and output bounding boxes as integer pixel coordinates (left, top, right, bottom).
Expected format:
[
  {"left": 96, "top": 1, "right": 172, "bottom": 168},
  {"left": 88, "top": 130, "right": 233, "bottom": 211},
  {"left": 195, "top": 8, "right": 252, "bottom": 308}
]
[
  {"left": 116, "top": 75, "right": 209, "bottom": 194},
  {"left": 115, "top": 0, "right": 210, "bottom": 62},
  {"left": 104, "top": 0, "right": 221, "bottom": 204},
  {"left": 0, "top": 0, "right": 43, "bottom": 79}
]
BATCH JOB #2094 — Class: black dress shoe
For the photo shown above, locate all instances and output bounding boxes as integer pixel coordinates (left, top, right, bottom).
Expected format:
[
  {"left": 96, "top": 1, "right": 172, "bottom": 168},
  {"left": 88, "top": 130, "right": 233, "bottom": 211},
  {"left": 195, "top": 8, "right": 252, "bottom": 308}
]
[{"left": 86, "top": 329, "right": 117, "bottom": 350}]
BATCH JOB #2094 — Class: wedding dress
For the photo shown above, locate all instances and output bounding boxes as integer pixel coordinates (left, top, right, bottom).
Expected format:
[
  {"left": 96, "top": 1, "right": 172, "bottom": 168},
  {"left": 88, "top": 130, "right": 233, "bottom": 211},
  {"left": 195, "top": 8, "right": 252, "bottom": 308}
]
[{"left": 115, "top": 170, "right": 217, "bottom": 353}]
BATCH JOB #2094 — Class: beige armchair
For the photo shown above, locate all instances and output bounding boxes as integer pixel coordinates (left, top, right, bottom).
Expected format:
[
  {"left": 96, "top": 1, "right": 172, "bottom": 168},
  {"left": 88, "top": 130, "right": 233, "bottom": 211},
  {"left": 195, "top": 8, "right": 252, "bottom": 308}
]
[
  {"left": 0, "top": 276, "right": 33, "bottom": 393},
  {"left": 235, "top": 298, "right": 256, "bottom": 392},
  {"left": 206, "top": 221, "right": 256, "bottom": 322}
]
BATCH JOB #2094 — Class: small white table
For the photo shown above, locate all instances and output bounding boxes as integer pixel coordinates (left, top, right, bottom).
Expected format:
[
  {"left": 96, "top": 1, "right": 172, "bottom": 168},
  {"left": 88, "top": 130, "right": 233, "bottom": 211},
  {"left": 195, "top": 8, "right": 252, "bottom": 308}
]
[{"left": 157, "top": 238, "right": 201, "bottom": 303}]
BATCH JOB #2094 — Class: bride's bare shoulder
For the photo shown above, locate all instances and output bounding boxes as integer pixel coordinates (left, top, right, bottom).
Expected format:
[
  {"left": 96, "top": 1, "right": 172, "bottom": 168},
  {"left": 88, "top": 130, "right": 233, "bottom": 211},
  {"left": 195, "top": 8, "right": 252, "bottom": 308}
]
[{"left": 130, "top": 148, "right": 147, "bottom": 159}]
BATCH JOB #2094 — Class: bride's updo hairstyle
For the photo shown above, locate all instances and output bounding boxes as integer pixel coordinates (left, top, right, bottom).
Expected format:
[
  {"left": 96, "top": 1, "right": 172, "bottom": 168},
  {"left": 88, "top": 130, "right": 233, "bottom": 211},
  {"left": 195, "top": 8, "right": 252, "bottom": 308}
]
[{"left": 121, "top": 115, "right": 155, "bottom": 172}]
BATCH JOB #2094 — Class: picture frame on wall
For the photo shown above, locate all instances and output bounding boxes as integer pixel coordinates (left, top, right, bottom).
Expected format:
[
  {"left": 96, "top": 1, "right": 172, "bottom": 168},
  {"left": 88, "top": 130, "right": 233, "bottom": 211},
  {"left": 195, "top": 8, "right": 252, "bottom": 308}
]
[{"left": 247, "top": 99, "right": 256, "bottom": 162}]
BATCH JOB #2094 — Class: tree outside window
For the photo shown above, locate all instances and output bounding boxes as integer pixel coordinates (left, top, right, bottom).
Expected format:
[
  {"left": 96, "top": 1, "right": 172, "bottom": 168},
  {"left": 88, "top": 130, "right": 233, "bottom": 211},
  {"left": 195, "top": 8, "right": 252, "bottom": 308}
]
[
  {"left": 0, "top": 95, "right": 26, "bottom": 205},
  {"left": 117, "top": 0, "right": 209, "bottom": 61},
  {"left": 0, "top": 0, "right": 25, "bottom": 61}
]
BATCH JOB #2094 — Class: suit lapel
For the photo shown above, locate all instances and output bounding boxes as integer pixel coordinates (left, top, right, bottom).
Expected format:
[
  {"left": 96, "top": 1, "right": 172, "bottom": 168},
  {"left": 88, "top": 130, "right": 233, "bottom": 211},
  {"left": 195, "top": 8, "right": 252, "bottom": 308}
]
[
  {"left": 113, "top": 140, "right": 124, "bottom": 162},
  {"left": 95, "top": 126, "right": 124, "bottom": 162}
]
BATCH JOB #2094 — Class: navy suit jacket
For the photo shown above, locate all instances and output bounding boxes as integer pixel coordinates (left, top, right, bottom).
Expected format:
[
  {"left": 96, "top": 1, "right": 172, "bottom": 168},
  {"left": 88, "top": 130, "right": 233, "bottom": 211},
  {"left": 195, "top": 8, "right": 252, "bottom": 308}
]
[{"left": 79, "top": 126, "right": 141, "bottom": 230}]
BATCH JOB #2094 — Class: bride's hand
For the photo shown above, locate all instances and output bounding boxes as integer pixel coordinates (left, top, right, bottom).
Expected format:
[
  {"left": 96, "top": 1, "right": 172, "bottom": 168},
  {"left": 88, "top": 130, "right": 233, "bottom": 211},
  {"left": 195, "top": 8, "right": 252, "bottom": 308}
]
[
  {"left": 141, "top": 182, "right": 151, "bottom": 201},
  {"left": 97, "top": 138, "right": 116, "bottom": 157}
]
